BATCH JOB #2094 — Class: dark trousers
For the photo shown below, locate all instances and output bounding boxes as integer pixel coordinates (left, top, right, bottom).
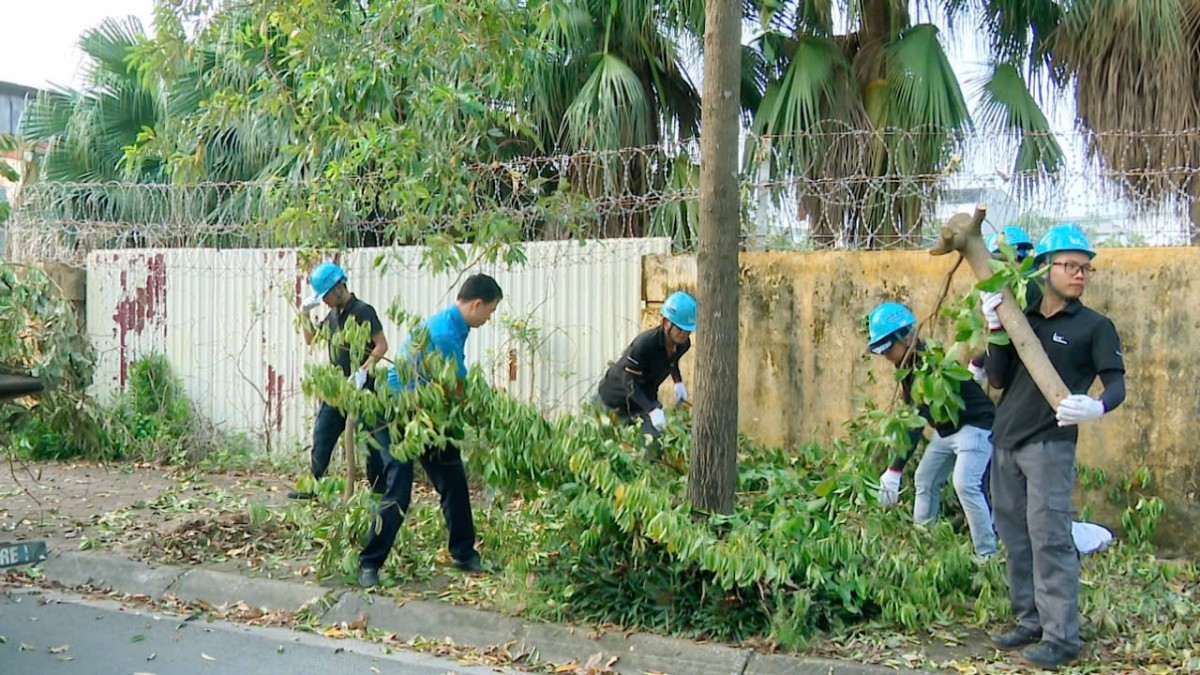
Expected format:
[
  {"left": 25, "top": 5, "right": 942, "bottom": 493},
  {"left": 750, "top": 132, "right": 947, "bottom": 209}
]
[
  {"left": 311, "top": 402, "right": 386, "bottom": 493},
  {"left": 991, "top": 440, "right": 1081, "bottom": 653},
  {"left": 982, "top": 461, "right": 993, "bottom": 511},
  {"left": 358, "top": 428, "right": 478, "bottom": 570}
]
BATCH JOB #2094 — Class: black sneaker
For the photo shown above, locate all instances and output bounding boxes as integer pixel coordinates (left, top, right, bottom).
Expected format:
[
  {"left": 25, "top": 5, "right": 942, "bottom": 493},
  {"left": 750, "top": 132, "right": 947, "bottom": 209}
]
[
  {"left": 450, "top": 557, "right": 484, "bottom": 574},
  {"left": 1018, "top": 642, "right": 1079, "bottom": 670},
  {"left": 990, "top": 625, "right": 1043, "bottom": 651},
  {"left": 287, "top": 490, "right": 316, "bottom": 500},
  {"left": 357, "top": 567, "right": 380, "bottom": 588}
]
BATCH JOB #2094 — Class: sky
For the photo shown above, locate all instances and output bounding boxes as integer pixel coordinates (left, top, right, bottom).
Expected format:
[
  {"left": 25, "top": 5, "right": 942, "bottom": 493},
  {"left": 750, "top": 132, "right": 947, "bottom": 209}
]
[{"left": 0, "top": 0, "right": 156, "bottom": 90}]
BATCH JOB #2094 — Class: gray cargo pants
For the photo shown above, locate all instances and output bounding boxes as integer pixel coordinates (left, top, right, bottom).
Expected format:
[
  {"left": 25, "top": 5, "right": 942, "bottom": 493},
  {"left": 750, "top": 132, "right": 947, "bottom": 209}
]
[{"left": 990, "top": 440, "right": 1082, "bottom": 653}]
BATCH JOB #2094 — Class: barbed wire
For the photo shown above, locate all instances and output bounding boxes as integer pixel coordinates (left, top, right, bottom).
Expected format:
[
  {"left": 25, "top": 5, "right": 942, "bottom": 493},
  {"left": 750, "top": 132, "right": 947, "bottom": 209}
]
[{"left": 5, "top": 127, "right": 1199, "bottom": 265}]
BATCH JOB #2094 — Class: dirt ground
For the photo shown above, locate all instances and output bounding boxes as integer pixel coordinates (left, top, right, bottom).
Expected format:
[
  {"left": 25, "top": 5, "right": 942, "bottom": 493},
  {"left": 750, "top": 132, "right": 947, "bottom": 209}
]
[
  {"left": 0, "top": 461, "right": 292, "bottom": 556},
  {"left": 3, "top": 461, "right": 1184, "bottom": 674}
]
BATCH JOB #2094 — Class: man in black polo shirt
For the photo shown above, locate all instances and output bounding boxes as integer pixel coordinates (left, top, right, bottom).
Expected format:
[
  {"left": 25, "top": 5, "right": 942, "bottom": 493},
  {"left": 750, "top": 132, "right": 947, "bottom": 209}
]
[
  {"left": 596, "top": 291, "right": 695, "bottom": 459},
  {"left": 982, "top": 225, "right": 1126, "bottom": 669},
  {"left": 867, "top": 302, "right": 997, "bottom": 559},
  {"left": 292, "top": 262, "right": 390, "bottom": 499}
]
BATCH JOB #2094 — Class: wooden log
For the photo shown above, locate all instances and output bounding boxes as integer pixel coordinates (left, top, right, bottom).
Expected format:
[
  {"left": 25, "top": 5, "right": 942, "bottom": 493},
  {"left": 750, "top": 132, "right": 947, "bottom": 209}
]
[{"left": 930, "top": 206, "right": 1069, "bottom": 408}]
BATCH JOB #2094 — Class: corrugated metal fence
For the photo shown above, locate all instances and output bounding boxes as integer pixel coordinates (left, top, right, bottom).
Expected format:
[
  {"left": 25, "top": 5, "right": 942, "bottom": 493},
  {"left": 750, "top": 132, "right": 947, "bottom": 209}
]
[{"left": 86, "top": 238, "right": 670, "bottom": 449}]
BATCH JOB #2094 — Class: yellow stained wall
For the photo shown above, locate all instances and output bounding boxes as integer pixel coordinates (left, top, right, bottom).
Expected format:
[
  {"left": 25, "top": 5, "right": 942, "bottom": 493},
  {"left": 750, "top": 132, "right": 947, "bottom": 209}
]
[{"left": 642, "top": 249, "right": 1200, "bottom": 556}]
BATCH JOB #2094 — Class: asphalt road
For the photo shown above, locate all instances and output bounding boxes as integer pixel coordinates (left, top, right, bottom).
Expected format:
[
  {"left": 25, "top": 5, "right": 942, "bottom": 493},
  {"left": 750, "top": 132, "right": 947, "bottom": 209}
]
[{"left": 0, "top": 587, "right": 508, "bottom": 675}]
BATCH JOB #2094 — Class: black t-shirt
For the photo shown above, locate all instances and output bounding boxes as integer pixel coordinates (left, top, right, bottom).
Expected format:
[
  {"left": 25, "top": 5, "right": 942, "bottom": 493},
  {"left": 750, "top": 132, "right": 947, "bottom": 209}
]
[
  {"left": 598, "top": 326, "right": 690, "bottom": 413},
  {"left": 990, "top": 299, "right": 1124, "bottom": 450},
  {"left": 321, "top": 295, "right": 384, "bottom": 385}
]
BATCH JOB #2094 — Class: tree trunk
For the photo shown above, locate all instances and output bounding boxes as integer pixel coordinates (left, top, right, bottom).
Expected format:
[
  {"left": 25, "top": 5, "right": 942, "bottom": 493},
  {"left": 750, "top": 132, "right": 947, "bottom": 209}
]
[{"left": 688, "top": 0, "right": 740, "bottom": 515}]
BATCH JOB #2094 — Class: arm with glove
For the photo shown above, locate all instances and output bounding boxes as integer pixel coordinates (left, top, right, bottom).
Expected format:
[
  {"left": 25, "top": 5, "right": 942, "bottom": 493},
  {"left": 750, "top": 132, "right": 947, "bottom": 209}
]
[
  {"left": 1056, "top": 317, "right": 1126, "bottom": 427},
  {"left": 670, "top": 363, "right": 687, "bottom": 405},
  {"left": 1056, "top": 371, "right": 1125, "bottom": 427}
]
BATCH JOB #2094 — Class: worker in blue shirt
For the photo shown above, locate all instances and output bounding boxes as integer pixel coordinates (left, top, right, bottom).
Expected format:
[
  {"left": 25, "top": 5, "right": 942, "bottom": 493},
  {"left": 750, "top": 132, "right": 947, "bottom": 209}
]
[{"left": 357, "top": 273, "right": 503, "bottom": 588}]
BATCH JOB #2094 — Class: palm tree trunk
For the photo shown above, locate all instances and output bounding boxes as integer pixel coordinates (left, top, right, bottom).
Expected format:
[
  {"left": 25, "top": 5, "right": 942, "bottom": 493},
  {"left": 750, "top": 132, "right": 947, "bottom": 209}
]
[{"left": 689, "top": 0, "right": 740, "bottom": 515}]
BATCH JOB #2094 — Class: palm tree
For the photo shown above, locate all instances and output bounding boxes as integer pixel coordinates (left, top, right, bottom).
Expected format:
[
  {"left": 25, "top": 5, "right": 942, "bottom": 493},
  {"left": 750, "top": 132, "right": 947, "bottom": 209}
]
[
  {"left": 21, "top": 17, "right": 163, "bottom": 184},
  {"left": 524, "top": 0, "right": 704, "bottom": 238},
  {"left": 1049, "top": 0, "right": 1200, "bottom": 242},
  {"left": 743, "top": 0, "right": 1065, "bottom": 248}
]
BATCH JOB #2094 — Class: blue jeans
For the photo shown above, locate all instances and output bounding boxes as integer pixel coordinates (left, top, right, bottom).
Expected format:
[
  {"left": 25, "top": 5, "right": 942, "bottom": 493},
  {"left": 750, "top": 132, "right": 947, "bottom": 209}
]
[{"left": 913, "top": 425, "right": 997, "bottom": 557}]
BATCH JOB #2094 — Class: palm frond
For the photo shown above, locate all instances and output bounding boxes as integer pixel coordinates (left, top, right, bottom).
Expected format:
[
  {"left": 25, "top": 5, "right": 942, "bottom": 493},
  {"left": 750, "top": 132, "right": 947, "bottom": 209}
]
[
  {"left": 976, "top": 62, "right": 1064, "bottom": 175},
  {"left": 749, "top": 35, "right": 862, "bottom": 178},
  {"left": 884, "top": 23, "right": 971, "bottom": 132},
  {"left": 79, "top": 16, "right": 147, "bottom": 83},
  {"left": 564, "top": 53, "right": 652, "bottom": 151}
]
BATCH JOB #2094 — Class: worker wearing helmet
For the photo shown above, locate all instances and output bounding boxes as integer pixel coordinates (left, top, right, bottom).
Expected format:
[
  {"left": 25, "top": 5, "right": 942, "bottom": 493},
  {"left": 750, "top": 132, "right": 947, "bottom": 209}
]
[
  {"left": 867, "top": 302, "right": 997, "bottom": 560},
  {"left": 970, "top": 224, "right": 1039, "bottom": 385},
  {"left": 357, "top": 273, "right": 504, "bottom": 587},
  {"left": 981, "top": 224, "right": 1126, "bottom": 669},
  {"left": 985, "top": 224, "right": 1035, "bottom": 262},
  {"left": 596, "top": 290, "right": 695, "bottom": 459},
  {"left": 293, "top": 261, "right": 389, "bottom": 499}
]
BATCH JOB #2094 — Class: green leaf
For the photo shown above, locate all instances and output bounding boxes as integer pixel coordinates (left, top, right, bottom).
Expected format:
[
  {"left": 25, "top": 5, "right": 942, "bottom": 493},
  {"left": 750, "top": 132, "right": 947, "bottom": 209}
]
[{"left": 976, "top": 274, "right": 1009, "bottom": 292}]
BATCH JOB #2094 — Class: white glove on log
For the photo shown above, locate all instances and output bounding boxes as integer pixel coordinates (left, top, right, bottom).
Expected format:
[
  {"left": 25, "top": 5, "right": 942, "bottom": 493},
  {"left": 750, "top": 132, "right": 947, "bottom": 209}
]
[
  {"left": 674, "top": 381, "right": 688, "bottom": 404},
  {"left": 980, "top": 291, "right": 1003, "bottom": 331},
  {"left": 1056, "top": 394, "right": 1104, "bottom": 427}
]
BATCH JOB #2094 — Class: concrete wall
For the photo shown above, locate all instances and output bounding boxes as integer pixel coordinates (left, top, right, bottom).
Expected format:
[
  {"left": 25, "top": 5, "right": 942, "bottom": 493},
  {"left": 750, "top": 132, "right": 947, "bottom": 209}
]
[{"left": 644, "top": 249, "right": 1200, "bottom": 556}]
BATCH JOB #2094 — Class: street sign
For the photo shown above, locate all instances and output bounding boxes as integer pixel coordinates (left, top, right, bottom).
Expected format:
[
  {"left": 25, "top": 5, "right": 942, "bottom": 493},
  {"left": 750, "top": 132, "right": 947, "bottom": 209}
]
[{"left": 0, "top": 541, "right": 48, "bottom": 567}]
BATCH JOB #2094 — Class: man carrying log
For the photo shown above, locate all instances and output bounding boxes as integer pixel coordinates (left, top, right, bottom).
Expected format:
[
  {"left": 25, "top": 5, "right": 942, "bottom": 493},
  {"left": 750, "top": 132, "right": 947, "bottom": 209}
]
[{"left": 981, "top": 224, "right": 1126, "bottom": 669}]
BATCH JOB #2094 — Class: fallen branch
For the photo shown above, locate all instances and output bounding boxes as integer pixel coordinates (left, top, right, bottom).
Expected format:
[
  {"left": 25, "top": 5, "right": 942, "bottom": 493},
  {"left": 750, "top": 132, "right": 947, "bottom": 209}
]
[{"left": 930, "top": 206, "right": 1069, "bottom": 407}]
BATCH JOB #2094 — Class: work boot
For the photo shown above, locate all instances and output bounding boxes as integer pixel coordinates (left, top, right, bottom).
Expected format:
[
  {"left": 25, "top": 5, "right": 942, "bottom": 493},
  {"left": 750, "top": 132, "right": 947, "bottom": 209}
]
[
  {"left": 990, "top": 625, "right": 1042, "bottom": 651},
  {"left": 357, "top": 567, "right": 380, "bottom": 588},
  {"left": 450, "top": 556, "right": 484, "bottom": 574},
  {"left": 1018, "top": 642, "right": 1079, "bottom": 670},
  {"left": 286, "top": 490, "right": 315, "bottom": 500}
]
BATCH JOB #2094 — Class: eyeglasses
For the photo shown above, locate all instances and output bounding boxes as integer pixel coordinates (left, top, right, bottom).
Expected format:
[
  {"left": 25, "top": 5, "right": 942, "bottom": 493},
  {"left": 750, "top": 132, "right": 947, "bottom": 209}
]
[{"left": 1050, "top": 261, "right": 1096, "bottom": 276}]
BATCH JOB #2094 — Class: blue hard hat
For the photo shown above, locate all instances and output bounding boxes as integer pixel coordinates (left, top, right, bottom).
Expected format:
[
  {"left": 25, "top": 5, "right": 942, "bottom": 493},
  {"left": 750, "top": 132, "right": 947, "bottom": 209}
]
[
  {"left": 867, "top": 302, "right": 916, "bottom": 354},
  {"left": 1003, "top": 225, "right": 1033, "bottom": 248},
  {"left": 986, "top": 225, "right": 1034, "bottom": 256},
  {"left": 661, "top": 291, "right": 696, "bottom": 332},
  {"left": 309, "top": 262, "right": 347, "bottom": 298},
  {"left": 1033, "top": 223, "right": 1095, "bottom": 264}
]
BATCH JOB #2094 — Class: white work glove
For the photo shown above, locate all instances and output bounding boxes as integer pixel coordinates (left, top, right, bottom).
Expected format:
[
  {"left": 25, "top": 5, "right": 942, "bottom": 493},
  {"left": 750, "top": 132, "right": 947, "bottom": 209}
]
[
  {"left": 878, "top": 468, "right": 901, "bottom": 506},
  {"left": 648, "top": 407, "right": 667, "bottom": 431},
  {"left": 968, "top": 361, "right": 987, "bottom": 386},
  {"left": 980, "top": 291, "right": 1003, "bottom": 331},
  {"left": 300, "top": 294, "right": 322, "bottom": 313},
  {"left": 350, "top": 367, "right": 368, "bottom": 390},
  {"left": 1056, "top": 394, "right": 1105, "bottom": 427},
  {"left": 674, "top": 381, "right": 688, "bottom": 404}
]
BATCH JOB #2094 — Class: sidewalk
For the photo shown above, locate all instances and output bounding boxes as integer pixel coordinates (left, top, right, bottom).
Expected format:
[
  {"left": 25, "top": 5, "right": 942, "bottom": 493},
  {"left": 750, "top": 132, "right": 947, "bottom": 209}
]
[{"left": 31, "top": 550, "right": 920, "bottom": 675}]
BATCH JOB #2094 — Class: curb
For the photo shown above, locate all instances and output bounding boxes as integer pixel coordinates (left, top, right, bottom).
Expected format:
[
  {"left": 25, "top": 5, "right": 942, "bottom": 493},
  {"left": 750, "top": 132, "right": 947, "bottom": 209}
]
[{"left": 32, "top": 550, "right": 916, "bottom": 675}]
